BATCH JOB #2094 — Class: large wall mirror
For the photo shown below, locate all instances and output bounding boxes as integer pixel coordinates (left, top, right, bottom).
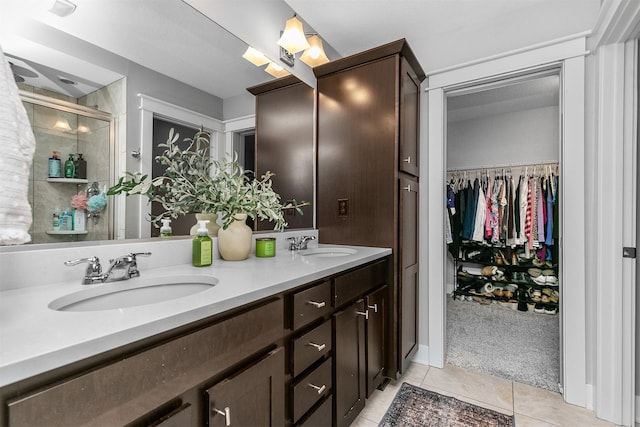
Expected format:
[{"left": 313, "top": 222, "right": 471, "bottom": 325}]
[{"left": 2, "top": 0, "right": 314, "bottom": 248}]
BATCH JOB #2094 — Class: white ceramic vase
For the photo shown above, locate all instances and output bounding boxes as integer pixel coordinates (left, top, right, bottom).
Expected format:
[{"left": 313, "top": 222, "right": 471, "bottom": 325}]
[
  {"left": 190, "top": 213, "right": 220, "bottom": 236},
  {"left": 217, "top": 213, "right": 252, "bottom": 261}
]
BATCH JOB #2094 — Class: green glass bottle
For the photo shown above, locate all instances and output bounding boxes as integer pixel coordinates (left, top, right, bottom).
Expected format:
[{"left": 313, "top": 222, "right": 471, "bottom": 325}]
[
  {"left": 192, "top": 220, "right": 212, "bottom": 267},
  {"left": 64, "top": 154, "right": 75, "bottom": 178}
]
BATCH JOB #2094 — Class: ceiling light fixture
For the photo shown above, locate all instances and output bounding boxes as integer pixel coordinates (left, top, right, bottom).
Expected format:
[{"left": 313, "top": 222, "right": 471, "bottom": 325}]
[
  {"left": 264, "top": 62, "right": 290, "bottom": 78},
  {"left": 49, "top": 0, "right": 77, "bottom": 17},
  {"left": 277, "top": 15, "right": 310, "bottom": 55},
  {"left": 54, "top": 118, "right": 72, "bottom": 132},
  {"left": 242, "top": 47, "right": 270, "bottom": 67},
  {"left": 299, "top": 35, "right": 330, "bottom": 67}
]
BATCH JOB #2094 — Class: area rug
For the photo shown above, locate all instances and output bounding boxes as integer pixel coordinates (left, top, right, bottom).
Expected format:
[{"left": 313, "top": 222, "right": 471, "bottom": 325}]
[{"left": 379, "top": 382, "right": 514, "bottom": 426}]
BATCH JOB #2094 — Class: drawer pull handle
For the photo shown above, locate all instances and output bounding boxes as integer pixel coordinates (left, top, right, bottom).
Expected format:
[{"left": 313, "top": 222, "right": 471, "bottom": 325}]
[
  {"left": 368, "top": 303, "right": 378, "bottom": 313},
  {"left": 403, "top": 156, "right": 412, "bottom": 164},
  {"left": 356, "top": 310, "right": 369, "bottom": 320},
  {"left": 213, "top": 406, "right": 231, "bottom": 426},
  {"left": 306, "top": 300, "right": 326, "bottom": 309},
  {"left": 307, "top": 342, "right": 326, "bottom": 351},
  {"left": 307, "top": 383, "right": 327, "bottom": 395},
  {"left": 404, "top": 185, "right": 412, "bottom": 192}
]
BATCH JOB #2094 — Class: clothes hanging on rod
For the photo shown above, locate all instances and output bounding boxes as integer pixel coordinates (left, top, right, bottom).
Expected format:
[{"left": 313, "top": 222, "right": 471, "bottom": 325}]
[{"left": 446, "top": 163, "right": 559, "bottom": 264}]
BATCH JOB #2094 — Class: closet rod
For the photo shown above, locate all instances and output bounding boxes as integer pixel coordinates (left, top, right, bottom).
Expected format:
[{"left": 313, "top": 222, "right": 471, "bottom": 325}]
[{"left": 447, "top": 160, "right": 559, "bottom": 173}]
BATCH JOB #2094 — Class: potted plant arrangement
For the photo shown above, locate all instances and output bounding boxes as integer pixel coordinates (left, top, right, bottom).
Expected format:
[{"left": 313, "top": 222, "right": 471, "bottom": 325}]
[{"left": 108, "top": 127, "right": 308, "bottom": 260}]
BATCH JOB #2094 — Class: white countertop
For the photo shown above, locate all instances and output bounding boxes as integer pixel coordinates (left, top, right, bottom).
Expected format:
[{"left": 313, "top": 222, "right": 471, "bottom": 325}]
[{"left": 0, "top": 243, "right": 391, "bottom": 388}]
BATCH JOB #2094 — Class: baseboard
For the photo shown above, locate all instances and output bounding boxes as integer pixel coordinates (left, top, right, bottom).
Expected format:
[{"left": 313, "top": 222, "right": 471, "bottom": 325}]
[
  {"left": 446, "top": 282, "right": 455, "bottom": 296},
  {"left": 636, "top": 395, "right": 640, "bottom": 424},
  {"left": 412, "top": 344, "right": 430, "bottom": 366},
  {"left": 585, "top": 384, "right": 594, "bottom": 410}
]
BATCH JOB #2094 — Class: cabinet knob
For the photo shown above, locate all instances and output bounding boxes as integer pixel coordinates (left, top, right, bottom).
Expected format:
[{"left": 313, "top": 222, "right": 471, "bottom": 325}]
[
  {"left": 307, "top": 383, "right": 327, "bottom": 395},
  {"left": 403, "top": 156, "right": 412, "bottom": 164},
  {"left": 368, "top": 303, "right": 378, "bottom": 313},
  {"left": 356, "top": 310, "right": 369, "bottom": 320},
  {"left": 213, "top": 406, "right": 231, "bottom": 426},
  {"left": 307, "top": 341, "right": 326, "bottom": 351},
  {"left": 306, "top": 300, "right": 326, "bottom": 309}
]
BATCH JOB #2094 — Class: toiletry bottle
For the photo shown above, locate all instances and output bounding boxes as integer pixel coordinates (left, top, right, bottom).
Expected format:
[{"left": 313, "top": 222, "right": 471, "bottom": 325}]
[
  {"left": 64, "top": 154, "right": 75, "bottom": 178},
  {"left": 52, "top": 210, "right": 60, "bottom": 231},
  {"left": 48, "top": 151, "right": 61, "bottom": 178},
  {"left": 160, "top": 219, "right": 172, "bottom": 237},
  {"left": 75, "top": 153, "right": 87, "bottom": 179},
  {"left": 192, "top": 220, "right": 212, "bottom": 267}
]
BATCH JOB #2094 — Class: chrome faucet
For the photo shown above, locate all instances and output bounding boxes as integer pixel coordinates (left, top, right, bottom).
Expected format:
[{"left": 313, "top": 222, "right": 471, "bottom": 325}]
[
  {"left": 65, "top": 252, "right": 151, "bottom": 285},
  {"left": 287, "top": 236, "right": 316, "bottom": 251}
]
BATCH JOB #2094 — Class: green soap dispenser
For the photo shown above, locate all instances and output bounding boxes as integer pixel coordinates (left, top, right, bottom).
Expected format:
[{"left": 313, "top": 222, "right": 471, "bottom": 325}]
[
  {"left": 192, "top": 220, "right": 212, "bottom": 267},
  {"left": 64, "top": 154, "right": 75, "bottom": 178}
]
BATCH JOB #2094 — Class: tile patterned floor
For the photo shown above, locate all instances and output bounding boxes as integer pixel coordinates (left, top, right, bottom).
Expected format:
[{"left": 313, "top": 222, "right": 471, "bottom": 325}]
[{"left": 352, "top": 363, "right": 618, "bottom": 427}]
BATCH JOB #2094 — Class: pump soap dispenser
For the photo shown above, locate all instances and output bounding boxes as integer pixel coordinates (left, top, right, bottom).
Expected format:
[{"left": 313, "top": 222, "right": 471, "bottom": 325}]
[
  {"left": 160, "top": 219, "right": 172, "bottom": 237},
  {"left": 64, "top": 154, "right": 75, "bottom": 178},
  {"left": 192, "top": 220, "right": 212, "bottom": 267}
]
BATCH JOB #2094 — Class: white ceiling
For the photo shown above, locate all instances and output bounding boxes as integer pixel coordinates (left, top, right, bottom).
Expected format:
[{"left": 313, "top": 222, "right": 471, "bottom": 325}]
[{"left": 1, "top": 0, "right": 601, "bottom": 100}]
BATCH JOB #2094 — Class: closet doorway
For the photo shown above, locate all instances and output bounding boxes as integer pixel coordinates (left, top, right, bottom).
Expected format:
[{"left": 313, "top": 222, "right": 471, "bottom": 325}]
[{"left": 443, "top": 70, "right": 563, "bottom": 393}]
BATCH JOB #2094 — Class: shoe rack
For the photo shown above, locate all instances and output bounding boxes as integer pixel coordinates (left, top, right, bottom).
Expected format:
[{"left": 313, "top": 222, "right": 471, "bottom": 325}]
[{"left": 453, "top": 242, "right": 559, "bottom": 315}]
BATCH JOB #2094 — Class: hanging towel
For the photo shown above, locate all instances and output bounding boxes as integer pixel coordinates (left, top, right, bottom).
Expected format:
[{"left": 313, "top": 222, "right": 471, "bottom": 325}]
[{"left": 0, "top": 45, "right": 36, "bottom": 245}]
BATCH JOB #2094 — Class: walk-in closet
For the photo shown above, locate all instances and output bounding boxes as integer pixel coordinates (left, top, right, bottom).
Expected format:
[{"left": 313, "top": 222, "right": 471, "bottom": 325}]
[{"left": 444, "top": 70, "right": 562, "bottom": 393}]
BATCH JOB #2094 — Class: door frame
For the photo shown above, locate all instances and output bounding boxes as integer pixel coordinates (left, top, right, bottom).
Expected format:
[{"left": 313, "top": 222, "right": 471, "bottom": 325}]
[{"left": 420, "top": 34, "right": 589, "bottom": 407}]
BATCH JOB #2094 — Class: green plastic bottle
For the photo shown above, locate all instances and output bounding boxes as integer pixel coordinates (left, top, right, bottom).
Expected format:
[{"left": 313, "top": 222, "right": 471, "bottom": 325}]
[
  {"left": 192, "top": 220, "right": 212, "bottom": 267},
  {"left": 64, "top": 154, "right": 75, "bottom": 178}
]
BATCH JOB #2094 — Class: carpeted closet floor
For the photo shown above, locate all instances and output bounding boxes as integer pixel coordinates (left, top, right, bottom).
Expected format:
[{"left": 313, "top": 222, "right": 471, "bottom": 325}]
[{"left": 446, "top": 296, "right": 560, "bottom": 393}]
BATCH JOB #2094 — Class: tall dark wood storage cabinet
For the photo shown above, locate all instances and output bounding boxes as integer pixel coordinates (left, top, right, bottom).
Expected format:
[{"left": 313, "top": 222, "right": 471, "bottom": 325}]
[
  {"left": 314, "top": 39, "right": 425, "bottom": 376},
  {"left": 247, "top": 76, "right": 314, "bottom": 230}
]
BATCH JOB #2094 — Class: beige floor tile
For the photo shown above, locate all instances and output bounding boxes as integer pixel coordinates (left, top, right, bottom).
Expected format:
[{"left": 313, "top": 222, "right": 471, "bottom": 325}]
[
  {"left": 422, "top": 364, "right": 513, "bottom": 411},
  {"left": 513, "top": 382, "right": 616, "bottom": 426},
  {"left": 515, "top": 413, "right": 561, "bottom": 426},
  {"left": 350, "top": 415, "right": 379, "bottom": 427},
  {"left": 398, "top": 362, "right": 430, "bottom": 386},
  {"left": 359, "top": 383, "right": 401, "bottom": 423}
]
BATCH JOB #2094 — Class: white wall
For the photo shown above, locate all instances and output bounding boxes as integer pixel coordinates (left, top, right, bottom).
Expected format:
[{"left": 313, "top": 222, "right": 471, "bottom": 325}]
[{"left": 447, "top": 105, "right": 560, "bottom": 169}]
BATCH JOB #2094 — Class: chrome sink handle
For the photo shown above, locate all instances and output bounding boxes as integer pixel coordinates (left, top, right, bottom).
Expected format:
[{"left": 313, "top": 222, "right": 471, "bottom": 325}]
[
  {"left": 64, "top": 256, "right": 104, "bottom": 285},
  {"left": 287, "top": 236, "right": 316, "bottom": 251},
  {"left": 106, "top": 252, "right": 152, "bottom": 281}
]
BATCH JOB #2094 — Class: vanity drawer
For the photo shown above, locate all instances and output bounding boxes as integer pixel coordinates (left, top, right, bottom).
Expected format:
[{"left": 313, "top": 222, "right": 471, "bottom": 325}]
[
  {"left": 334, "top": 260, "right": 387, "bottom": 308},
  {"left": 296, "top": 395, "right": 332, "bottom": 427},
  {"left": 292, "top": 319, "right": 332, "bottom": 377},
  {"left": 291, "top": 358, "right": 332, "bottom": 424},
  {"left": 292, "top": 280, "right": 332, "bottom": 330}
]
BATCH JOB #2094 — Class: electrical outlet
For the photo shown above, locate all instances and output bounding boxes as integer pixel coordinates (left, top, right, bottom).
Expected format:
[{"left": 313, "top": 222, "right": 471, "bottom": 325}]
[{"left": 338, "top": 199, "right": 348, "bottom": 217}]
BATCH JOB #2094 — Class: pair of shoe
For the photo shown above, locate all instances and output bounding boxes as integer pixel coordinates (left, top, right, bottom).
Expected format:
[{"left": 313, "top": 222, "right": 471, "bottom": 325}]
[
  {"left": 532, "top": 275, "right": 558, "bottom": 285},
  {"left": 533, "top": 302, "right": 558, "bottom": 315}
]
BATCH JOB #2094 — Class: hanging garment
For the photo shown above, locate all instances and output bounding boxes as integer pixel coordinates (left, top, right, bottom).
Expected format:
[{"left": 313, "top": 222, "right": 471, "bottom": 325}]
[
  {"left": 525, "top": 177, "right": 534, "bottom": 250},
  {"left": 531, "top": 176, "right": 539, "bottom": 247},
  {"left": 537, "top": 177, "right": 546, "bottom": 242},
  {"left": 472, "top": 178, "right": 487, "bottom": 242},
  {"left": 514, "top": 176, "right": 522, "bottom": 242},
  {"left": 490, "top": 177, "right": 502, "bottom": 244},
  {"left": 461, "top": 179, "right": 478, "bottom": 240},
  {"left": 518, "top": 175, "right": 528, "bottom": 246},
  {"left": 484, "top": 177, "right": 492, "bottom": 239}
]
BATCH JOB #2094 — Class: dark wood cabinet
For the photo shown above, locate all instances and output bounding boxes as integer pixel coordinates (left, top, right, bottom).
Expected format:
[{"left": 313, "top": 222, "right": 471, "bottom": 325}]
[
  {"left": 206, "top": 347, "right": 284, "bottom": 427},
  {"left": 333, "top": 299, "right": 367, "bottom": 427},
  {"left": 366, "top": 285, "right": 387, "bottom": 397},
  {"left": 315, "top": 39, "right": 425, "bottom": 377},
  {"left": 248, "top": 76, "right": 314, "bottom": 230}
]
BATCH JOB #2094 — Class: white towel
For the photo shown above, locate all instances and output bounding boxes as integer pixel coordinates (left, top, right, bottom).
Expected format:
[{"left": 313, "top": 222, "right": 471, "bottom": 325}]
[{"left": 0, "top": 45, "right": 35, "bottom": 245}]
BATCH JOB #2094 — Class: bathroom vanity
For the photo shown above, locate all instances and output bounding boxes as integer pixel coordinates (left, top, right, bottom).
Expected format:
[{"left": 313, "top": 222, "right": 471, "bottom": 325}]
[{"left": 0, "top": 238, "right": 391, "bottom": 426}]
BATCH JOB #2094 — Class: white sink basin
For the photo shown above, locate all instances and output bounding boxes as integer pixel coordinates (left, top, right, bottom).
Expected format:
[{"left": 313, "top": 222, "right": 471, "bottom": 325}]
[
  {"left": 49, "top": 274, "right": 218, "bottom": 312},
  {"left": 299, "top": 248, "right": 358, "bottom": 258}
]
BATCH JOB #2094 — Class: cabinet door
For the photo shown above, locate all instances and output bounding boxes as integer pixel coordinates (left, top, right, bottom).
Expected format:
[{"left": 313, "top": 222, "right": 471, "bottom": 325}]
[
  {"left": 206, "top": 347, "right": 284, "bottom": 427},
  {"left": 366, "top": 285, "right": 387, "bottom": 397},
  {"left": 333, "top": 300, "right": 366, "bottom": 427},
  {"left": 399, "top": 177, "right": 419, "bottom": 372},
  {"left": 399, "top": 57, "right": 420, "bottom": 177}
]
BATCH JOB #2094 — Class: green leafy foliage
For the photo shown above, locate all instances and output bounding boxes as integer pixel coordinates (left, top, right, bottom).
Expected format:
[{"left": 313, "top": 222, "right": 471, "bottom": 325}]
[{"left": 107, "top": 127, "right": 309, "bottom": 230}]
